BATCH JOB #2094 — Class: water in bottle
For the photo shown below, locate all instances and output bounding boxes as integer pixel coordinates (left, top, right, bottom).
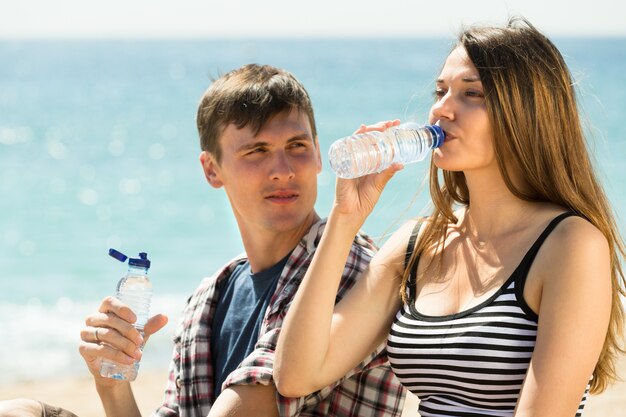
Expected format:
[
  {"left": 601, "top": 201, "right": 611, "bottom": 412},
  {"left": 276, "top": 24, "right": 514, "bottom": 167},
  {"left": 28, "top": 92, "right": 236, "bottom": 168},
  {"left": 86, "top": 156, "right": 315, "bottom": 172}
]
[
  {"left": 328, "top": 123, "right": 445, "bottom": 179},
  {"left": 100, "top": 249, "right": 152, "bottom": 381}
]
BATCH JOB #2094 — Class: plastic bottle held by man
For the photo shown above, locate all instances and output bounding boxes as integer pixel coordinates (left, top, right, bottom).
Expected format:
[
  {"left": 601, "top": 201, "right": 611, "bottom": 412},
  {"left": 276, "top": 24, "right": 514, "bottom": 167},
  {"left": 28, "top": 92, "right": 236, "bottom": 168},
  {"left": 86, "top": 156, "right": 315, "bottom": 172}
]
[{"left": 100, "top": 249, "right": 153, "bottom": 381}]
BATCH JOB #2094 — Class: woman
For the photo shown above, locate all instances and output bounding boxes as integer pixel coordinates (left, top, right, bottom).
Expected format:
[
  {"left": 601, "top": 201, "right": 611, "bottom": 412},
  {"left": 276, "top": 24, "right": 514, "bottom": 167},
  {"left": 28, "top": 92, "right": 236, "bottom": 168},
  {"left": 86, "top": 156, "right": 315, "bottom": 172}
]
[{"left": 274, "top": 17, "right": 625, "bottom": 417}]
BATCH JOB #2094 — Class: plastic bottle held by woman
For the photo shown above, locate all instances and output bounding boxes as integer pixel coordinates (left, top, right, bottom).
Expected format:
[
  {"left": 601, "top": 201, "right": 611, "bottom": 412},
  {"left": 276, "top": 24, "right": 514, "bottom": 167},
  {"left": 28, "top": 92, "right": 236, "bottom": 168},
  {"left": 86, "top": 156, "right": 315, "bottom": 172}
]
[
  {"left": 328, "top": 123, "right": 445, "bottom": 179},
  {"left": 100, "top": 249, "right": 153, "bottom": 381}
]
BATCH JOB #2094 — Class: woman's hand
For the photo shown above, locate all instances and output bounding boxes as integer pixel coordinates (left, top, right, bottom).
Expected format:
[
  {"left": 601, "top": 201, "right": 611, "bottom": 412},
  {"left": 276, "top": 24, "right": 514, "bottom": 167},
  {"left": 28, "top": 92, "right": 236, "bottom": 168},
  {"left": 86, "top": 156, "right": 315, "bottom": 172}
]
[{"left": 333, "top": 120, "right": 403, "bottom": 229}]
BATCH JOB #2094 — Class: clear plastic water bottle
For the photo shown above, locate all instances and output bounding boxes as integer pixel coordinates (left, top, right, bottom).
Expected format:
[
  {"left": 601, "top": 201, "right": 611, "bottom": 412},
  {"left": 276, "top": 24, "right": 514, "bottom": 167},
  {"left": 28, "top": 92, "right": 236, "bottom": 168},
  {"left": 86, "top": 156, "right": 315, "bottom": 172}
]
[
  {"left": 100, "top": 248, "right": 152, "bottom": 381},
  {"left": 328, "top": 123, "right": 445, "bottom": 179}
]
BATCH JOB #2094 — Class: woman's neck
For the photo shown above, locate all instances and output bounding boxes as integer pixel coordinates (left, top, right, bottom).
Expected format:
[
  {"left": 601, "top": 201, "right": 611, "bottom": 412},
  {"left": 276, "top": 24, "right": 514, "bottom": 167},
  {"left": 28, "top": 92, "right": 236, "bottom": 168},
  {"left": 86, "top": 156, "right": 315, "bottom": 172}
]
[{"left": 461, "top": 170, "right": 537, "bottom": 243}]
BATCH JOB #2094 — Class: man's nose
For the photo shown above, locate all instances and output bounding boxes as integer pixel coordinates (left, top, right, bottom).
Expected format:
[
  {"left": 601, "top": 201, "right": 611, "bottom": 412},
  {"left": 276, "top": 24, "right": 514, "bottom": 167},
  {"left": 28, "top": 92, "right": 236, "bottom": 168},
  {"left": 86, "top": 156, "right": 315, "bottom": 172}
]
[{"left": 270, "top": 151, "right": 295, "bottom": 180}]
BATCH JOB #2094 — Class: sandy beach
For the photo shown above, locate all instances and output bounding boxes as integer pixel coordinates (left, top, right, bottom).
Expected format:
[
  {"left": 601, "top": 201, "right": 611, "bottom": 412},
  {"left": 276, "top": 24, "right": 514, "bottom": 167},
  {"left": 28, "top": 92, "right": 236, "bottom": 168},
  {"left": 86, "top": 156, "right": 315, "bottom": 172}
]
[
  {"left": 0, "top": 369, "right": 170, "bottom": 416},
  {"left": 1, "top": 357, "right": 624, "bottom": 416}
]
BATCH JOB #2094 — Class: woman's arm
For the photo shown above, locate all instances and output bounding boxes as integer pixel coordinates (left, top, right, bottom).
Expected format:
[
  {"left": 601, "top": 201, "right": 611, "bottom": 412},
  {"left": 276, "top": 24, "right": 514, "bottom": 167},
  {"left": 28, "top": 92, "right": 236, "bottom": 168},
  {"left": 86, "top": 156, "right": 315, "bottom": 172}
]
[
  {"left": 274, "top": 121, "right": 410, "bottom": 397},
  {"left": 275, "top": 214, "right": 415, "bottom": 397},
  {"left": 514, "top": 216, "right": 612, "bottom": 417}
]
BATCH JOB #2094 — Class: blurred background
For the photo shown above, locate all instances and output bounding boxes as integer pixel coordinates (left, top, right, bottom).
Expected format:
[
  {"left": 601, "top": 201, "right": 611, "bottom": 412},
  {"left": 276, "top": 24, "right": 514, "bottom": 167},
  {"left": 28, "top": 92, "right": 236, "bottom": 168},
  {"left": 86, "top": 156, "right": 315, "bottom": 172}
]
[{"left": 1, "top": 0, "right": 625, "bottom": 387}]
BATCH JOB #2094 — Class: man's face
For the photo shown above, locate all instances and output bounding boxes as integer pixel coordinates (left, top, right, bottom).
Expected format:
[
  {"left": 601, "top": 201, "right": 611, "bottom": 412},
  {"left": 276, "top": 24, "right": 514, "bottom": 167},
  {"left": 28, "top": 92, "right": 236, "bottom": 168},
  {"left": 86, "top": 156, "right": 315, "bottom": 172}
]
[{"left": 200, "top": 109, "right": 322, "bottom": 237}]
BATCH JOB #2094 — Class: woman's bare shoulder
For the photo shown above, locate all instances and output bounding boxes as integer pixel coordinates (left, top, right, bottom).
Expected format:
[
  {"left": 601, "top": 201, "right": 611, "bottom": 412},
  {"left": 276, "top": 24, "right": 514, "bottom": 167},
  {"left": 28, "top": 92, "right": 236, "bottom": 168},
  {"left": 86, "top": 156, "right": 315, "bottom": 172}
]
[
  {"left": 545, "top": 214, "right": 608, "bottom": 257},
  {"left": 536, "top": 213, "right": 610, "bottom": 290}
]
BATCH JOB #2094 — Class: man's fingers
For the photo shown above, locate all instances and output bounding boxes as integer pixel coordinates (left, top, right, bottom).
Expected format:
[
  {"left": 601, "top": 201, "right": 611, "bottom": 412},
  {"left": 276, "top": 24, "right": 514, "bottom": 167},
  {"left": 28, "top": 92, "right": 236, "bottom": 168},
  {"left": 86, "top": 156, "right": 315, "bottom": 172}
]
[
  {"left": 144, "top": 314, "right": 169, "bottom": 337},
  {"left": 80, "top": 326, "right": 101, "bottom": 344},
  {"left": 81, "top": 313, "right": 143, "bottom": 346},
  {"left": 98, "top": 296, "right": 137, "bottom": 324},
  {"left": 79, "top": 340, "right": 137, "bottom": 366},
  {"left": 80, "top": 325, "right": 143, "bottom": 360}
]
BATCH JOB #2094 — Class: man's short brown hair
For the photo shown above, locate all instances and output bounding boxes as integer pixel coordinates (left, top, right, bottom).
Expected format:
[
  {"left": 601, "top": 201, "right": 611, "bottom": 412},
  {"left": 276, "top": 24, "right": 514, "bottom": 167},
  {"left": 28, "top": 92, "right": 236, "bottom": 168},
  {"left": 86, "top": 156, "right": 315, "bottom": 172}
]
[{"left": 196, "top": 64, "right": 317, "bottom": 163}]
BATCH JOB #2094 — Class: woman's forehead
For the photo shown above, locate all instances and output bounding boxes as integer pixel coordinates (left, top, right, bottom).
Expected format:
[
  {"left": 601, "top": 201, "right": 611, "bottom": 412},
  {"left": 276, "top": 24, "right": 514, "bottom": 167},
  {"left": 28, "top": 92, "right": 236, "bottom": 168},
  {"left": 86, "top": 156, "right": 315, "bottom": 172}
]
[{"left": 437, "top": 47, "right": 480, "bottom": 82}]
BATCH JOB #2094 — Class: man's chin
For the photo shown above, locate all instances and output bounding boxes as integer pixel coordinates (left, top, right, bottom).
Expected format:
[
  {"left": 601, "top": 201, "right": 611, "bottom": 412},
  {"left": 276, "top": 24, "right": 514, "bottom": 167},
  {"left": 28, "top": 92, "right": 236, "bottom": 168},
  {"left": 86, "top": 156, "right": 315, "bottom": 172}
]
[{"left": 265, "top": 211, "right": 316, "bottom": 234}]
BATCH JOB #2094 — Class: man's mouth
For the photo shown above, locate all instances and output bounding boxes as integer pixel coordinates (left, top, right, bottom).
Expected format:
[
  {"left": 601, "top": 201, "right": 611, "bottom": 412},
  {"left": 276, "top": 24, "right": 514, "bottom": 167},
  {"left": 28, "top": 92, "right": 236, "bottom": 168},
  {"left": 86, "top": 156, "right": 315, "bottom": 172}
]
[{"left": 266, "top": 190, "right": 299, "bottom": 203}]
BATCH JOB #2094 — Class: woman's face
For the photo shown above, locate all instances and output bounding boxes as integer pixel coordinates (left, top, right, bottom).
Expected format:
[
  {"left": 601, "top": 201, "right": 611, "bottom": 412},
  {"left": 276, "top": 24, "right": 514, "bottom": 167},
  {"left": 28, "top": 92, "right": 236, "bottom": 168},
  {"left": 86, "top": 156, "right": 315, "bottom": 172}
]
[{"left": 429, "top": 46, "right": 496, "bottom": 174}]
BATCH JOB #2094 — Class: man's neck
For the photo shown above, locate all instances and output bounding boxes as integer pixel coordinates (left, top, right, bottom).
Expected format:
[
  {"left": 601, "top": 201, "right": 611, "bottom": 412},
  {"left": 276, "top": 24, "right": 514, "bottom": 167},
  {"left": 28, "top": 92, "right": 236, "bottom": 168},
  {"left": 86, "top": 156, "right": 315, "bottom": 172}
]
[{"left": 239, "top": 211, "right": 320, "bottom": 273}]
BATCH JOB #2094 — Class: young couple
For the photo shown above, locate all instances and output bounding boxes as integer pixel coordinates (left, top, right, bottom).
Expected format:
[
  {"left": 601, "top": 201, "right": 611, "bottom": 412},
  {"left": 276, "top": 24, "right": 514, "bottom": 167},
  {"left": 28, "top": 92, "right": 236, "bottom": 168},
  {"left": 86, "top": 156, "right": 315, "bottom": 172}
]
[{"left": 3, "top": 17, "right": 624, "bottom": 417}]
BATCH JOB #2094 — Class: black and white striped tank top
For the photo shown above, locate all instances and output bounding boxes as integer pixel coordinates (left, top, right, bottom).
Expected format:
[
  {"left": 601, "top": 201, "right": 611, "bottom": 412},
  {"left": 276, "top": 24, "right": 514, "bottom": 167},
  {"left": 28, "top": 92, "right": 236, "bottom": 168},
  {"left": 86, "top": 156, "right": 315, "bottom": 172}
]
[{"left": 387, "top": 212, "right": 589, "bottom": 417}]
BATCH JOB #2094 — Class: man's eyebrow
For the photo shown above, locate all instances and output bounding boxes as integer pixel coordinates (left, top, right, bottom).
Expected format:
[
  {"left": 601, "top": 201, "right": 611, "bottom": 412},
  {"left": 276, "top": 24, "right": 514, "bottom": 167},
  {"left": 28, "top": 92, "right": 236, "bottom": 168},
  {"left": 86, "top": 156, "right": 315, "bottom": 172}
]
[
  {"left": 235, "top": 134, "right": 312, "bottom": 152},
  {"left": 287, "top": 133, "right": 313, "bottom": 143}
]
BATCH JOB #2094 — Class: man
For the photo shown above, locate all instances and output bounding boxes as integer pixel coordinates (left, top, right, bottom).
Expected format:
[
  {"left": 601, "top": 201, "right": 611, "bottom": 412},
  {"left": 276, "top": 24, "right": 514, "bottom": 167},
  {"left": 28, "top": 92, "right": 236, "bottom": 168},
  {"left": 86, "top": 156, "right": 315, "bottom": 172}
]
[{"left": 0, "top": 64, "right": 405, "bottom": 417}]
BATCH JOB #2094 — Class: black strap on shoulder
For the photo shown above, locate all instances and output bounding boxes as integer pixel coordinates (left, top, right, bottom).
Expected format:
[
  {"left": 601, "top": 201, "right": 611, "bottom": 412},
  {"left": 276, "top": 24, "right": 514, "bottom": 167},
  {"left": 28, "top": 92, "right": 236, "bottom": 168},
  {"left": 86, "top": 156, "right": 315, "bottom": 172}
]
[
  {"left": 515, "top": 211, "right": 578, "bottom": 280},
  {"left": 404, "top": 221, "right": 422, "bottom": 269},
  {"left": 404, "top": 221, "right": 424, "bottom": 294}
]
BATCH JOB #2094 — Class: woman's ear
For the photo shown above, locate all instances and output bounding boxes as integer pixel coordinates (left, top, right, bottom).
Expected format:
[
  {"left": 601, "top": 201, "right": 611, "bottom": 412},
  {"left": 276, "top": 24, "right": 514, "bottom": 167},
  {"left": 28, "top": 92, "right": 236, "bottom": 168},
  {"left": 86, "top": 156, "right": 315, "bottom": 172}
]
[{"left": 199, "top": 151, "right": 223, "bottom": 188}]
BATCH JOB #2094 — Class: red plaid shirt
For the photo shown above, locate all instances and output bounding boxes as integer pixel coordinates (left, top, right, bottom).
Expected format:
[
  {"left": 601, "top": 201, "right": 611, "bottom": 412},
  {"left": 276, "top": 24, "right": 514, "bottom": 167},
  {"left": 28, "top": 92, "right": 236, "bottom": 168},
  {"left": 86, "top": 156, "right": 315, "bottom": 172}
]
[{"left": 153, "top": 218, "right": 406, "bottom": 417}]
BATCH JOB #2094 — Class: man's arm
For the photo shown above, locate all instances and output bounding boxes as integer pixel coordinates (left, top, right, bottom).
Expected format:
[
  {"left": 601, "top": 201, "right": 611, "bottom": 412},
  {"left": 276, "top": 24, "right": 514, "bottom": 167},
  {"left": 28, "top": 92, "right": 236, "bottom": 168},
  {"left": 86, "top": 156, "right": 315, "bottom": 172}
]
[
  {"left": 95, "top": 382, "right": 142, "bottom": 417},
  {"left": 209, "top": 385, "right": 278, "bottom": 417}
]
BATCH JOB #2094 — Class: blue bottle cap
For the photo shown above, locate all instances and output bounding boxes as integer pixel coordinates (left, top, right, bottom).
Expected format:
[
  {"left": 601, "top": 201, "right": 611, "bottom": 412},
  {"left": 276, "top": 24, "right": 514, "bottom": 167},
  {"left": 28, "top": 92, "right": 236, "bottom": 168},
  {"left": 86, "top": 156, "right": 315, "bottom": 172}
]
[
  {"left": 129, "top": 252, "right": 151, "bottom": 269},
  {"left": 109, "top": 248, "right": 128, "bottom": 263},
  {"left": 428, "top": 125, "right": 445, "bottom": 148}
]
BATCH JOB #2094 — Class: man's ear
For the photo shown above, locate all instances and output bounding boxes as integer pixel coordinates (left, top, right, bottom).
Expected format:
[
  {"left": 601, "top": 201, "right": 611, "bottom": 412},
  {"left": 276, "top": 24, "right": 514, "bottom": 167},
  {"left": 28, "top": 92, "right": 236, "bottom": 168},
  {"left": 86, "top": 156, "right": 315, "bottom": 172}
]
[{"left": 199, "top": 151, "right": 223, "bottom": 188}]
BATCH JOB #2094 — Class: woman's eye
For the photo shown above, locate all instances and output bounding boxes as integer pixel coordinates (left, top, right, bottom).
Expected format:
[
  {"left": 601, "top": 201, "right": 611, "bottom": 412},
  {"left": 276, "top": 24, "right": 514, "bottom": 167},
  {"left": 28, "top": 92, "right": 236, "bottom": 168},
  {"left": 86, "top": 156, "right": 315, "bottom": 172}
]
[
  {"left": 466, "top": 90, "right": 484, "bottom": 98},
  {"left": 433, "top": 89, "right": 446, "bottom": 99}
]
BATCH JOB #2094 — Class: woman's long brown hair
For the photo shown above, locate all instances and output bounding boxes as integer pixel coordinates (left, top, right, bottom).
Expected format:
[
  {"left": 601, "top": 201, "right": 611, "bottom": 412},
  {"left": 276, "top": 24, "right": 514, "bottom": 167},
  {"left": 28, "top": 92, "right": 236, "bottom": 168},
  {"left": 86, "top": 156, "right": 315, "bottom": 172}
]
[{"left": 401, "top": 17, "right": 626, "bottom": 394}]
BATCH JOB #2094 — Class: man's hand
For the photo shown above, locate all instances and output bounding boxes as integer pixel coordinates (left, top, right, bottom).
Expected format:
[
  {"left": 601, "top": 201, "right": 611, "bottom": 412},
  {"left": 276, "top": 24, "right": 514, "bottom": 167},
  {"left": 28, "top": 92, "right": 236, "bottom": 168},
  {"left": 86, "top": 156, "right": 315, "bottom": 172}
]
[
  {"left": 208, "top": 384, "right": 279, "bottom": 417},
  {"left": 78, "top": 296, "right": 168, "bottom": 387}
]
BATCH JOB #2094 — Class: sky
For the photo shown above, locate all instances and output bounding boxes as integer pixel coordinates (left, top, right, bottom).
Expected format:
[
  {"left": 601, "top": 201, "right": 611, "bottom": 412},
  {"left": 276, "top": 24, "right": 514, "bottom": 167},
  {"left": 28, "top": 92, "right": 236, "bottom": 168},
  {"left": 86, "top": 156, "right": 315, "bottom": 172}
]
[{"left": 1, "top": 0, "right": 625, "bottom": 39}]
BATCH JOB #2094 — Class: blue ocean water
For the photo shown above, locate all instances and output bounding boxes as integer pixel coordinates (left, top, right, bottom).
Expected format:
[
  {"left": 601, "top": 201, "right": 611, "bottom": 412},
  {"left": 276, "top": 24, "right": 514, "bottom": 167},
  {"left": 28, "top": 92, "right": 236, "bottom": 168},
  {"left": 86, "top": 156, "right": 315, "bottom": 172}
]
[{"left": 1, "top": 38, "right": 625, "bottom": 385}]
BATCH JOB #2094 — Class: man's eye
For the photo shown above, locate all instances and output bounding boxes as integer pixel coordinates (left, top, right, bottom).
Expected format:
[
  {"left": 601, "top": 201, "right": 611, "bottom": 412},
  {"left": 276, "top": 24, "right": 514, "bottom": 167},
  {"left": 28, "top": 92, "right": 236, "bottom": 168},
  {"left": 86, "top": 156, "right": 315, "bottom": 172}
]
[
  {"left": 247, "top": 148, "right": 266, "bottom": 155},
  {"left": 287, "top": 141, "right": 311, "bottom": 153}
]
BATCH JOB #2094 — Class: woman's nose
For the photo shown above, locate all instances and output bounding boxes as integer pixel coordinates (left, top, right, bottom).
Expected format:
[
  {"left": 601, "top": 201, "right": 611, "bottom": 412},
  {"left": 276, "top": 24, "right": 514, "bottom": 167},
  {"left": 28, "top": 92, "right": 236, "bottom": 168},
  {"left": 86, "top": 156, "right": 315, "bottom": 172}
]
[{"left": 430, "top": 93, "right": 454, "bottom": 121}]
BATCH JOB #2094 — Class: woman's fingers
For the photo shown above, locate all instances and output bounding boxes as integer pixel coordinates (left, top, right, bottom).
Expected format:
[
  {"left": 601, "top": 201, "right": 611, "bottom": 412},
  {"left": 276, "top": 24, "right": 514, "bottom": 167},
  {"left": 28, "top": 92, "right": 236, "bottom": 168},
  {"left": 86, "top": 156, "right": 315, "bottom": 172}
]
[
  {"left": 352, "top": 119, "right": 401, "bottom": 134},
  {"left": 374, "top": 162, "right": 404, "bottom": 190}
]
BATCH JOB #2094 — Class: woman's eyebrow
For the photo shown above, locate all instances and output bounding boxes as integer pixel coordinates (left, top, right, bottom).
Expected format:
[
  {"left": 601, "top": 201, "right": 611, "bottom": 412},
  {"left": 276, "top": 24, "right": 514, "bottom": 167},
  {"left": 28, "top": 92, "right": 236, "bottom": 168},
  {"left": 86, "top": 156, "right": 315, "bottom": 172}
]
[{"left": 436, "top": 76, "right": 481, "bottom": 84}]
